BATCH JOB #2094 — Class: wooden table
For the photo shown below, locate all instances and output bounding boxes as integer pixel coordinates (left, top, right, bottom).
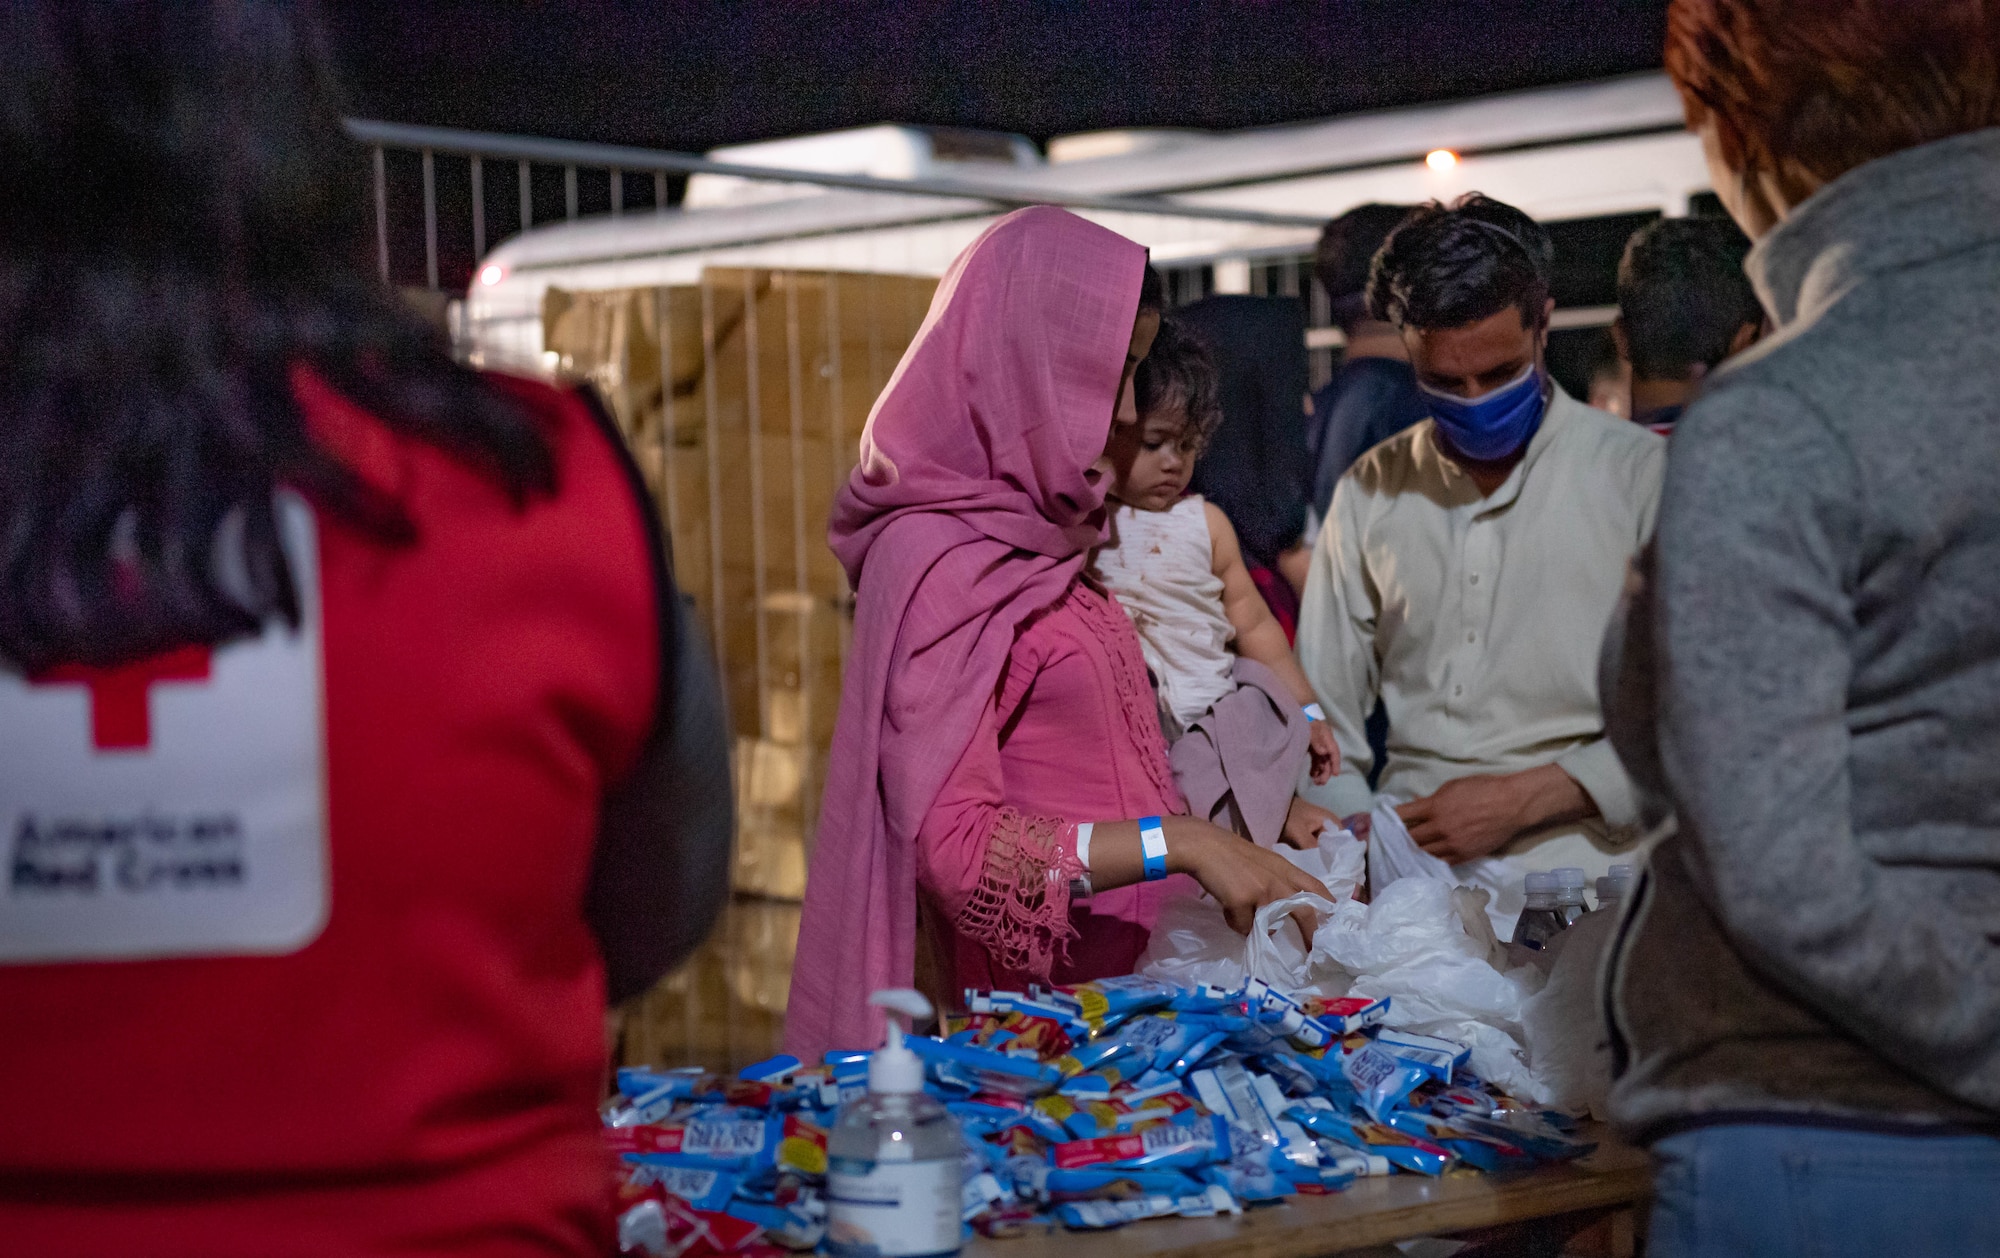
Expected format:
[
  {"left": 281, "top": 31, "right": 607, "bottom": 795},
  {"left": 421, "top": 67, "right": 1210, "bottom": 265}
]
[{"left": 969, "top": 1127, "right": 1650, "bottom": 1258}]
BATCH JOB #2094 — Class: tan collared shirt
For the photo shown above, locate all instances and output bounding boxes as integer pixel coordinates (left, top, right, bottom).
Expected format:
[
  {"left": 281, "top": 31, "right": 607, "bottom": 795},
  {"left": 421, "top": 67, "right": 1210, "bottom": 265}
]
[{"left": 1297, "top": 387, "right": 1664, "bottom": 877}]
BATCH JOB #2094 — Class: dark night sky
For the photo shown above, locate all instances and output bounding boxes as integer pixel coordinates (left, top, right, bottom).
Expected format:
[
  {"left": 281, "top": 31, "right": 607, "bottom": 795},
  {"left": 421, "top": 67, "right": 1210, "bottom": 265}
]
[{"left": 323, "top": 1, "right": 1672, "bottom": 151}]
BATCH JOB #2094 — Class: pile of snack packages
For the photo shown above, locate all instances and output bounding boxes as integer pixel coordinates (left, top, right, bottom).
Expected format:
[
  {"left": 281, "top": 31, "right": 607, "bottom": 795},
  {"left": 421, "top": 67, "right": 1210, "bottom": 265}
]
[{"left": 605, "top": 974, "right": 1593, "bottom": 1256}]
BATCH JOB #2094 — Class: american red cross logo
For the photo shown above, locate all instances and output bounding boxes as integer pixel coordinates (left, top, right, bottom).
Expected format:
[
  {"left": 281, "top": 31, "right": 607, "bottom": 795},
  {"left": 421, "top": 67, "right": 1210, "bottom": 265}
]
[{"left": 33, "top": 645, "right": 214, "bottom": 751}]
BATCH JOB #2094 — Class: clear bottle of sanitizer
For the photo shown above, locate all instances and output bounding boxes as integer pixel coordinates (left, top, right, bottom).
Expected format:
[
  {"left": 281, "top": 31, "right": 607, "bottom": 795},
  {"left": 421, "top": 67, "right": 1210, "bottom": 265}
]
[{"left": 827, "top": 990, "right": 963, "bottom": 1258}]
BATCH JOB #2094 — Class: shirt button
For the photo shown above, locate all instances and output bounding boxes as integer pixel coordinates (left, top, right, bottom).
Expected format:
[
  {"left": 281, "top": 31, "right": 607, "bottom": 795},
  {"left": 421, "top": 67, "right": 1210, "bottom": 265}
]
[
  {"left": 1454, "top": 685, "right": 1465, "bottom": 697},
  {"left": 1466, "top": 631, "right": 1476, "bottom": 643},
  {"left": 1468, "top": 574, "right": 1480, "bottom": 585}
]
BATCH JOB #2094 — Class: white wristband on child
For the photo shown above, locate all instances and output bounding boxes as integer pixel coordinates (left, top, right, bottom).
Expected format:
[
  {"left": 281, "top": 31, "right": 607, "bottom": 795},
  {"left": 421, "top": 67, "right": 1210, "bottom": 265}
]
[{"left": 1069, "top": 822, "right": 1096, "bottom": 900}]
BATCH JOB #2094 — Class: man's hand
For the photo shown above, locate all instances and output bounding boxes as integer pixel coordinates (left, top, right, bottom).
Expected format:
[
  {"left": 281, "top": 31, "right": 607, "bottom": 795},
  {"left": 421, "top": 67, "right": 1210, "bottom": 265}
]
[
  {"left": 1395, "top": 764, "right": 1595, "bottom": 863},
  {"left": 1306, "top": 719, "right": 1339, "bottom": 784},
  {"left": 1280, "top": 796, "right": 1339, "bottom": 849}
]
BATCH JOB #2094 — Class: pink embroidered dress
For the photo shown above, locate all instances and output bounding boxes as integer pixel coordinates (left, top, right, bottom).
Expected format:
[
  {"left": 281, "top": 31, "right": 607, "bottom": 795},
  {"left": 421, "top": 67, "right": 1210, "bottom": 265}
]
[
  {"left": 786, "top": 208, "right": 1192, "bottom": 1060},
  {"left": 923, "top": 578, "right": 1193, "bottom": 994}
]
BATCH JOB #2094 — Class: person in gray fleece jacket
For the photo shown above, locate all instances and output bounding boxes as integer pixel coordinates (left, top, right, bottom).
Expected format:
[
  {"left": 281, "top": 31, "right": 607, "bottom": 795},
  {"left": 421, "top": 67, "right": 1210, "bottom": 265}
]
[{"left": 1600, "top": 3, "right": 2000, "bottom": 1255}]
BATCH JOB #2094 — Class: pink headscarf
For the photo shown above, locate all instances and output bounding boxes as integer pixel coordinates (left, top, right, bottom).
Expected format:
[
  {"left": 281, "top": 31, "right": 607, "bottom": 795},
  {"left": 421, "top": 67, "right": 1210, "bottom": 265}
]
[{"left": 785, "top": 207, "right": 1147, "bottom": 1060}]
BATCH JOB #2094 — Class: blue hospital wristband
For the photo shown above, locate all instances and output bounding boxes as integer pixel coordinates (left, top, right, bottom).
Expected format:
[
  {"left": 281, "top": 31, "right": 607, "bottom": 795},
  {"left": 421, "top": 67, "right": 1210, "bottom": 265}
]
[
  {"left": 1303, "top": 703, "right": 1326, "bottom": 722},
  {"left": 1139, "top": 816, "right": 1168, "bottom": 881}
]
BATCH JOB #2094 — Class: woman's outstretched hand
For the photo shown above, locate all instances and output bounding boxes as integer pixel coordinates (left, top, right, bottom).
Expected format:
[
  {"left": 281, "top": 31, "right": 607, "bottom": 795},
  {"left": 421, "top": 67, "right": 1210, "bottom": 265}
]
[{"left": 1168, "top": 818, "right": 1330, "bottom": 942}]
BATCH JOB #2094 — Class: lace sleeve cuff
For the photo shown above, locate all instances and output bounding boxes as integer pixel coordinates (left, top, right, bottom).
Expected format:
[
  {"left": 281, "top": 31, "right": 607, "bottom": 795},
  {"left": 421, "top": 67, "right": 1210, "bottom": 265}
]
[{"left": 954, "top": 809, "right": 1085, "bottom": 980}]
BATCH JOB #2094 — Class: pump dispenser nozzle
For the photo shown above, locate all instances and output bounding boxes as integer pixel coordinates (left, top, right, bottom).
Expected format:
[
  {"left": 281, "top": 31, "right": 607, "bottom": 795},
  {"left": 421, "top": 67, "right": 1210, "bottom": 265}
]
[{"left": 866, "top": 989, "right": 933, "bottom": 1095}]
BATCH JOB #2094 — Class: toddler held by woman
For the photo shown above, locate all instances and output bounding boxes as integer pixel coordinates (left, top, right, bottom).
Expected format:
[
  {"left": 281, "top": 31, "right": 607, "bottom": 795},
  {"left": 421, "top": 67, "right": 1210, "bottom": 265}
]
[{"left": 1095, "top": 320, "right": 1339, "bottom": 849}]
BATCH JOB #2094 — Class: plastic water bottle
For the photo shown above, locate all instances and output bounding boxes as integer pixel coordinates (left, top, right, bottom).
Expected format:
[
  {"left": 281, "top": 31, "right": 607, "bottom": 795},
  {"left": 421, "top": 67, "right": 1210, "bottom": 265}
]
[
  {"left": 1552, "top": 867, "right": 1590, "bottom": 925},
  {"left": 1510, "top": 872, "right": 1568, "bottom": 950},
  {"left": 827, "top": 990, "right": 963, "bottom": 1258},
  {"left": 1595, "top": 863, "right": 1635, "bottom": 913}
]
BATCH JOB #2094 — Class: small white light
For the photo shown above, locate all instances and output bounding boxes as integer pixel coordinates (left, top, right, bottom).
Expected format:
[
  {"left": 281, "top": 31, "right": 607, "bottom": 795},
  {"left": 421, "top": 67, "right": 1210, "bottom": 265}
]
[
  {"left": 478, "top": 263, "right": 506, "bottom": 287},
  {"left": 1426, "top": 149, "right": 1459, "bottom": 172}
]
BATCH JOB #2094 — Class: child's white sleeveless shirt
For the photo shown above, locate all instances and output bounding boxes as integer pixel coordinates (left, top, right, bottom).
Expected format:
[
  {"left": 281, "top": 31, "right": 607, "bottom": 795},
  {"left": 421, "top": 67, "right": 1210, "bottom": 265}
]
[{"left": 1093, "top": 495, "right": 1238, "bottom": 730}]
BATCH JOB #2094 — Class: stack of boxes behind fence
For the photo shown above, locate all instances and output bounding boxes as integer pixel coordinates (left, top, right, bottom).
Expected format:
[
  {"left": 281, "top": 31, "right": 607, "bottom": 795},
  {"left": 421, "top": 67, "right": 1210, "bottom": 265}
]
[{"left": 544, "top": 267, "right": 936, "bottom": 1068}]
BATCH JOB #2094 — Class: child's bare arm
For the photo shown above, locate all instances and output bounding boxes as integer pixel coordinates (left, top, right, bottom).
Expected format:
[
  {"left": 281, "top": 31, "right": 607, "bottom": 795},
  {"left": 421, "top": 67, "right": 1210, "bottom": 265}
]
[
  {"left": 1208, "top": 502, "right": 1315, "bottom": 703},
  {"left": 1208, "top": 502, "right": 1341, "bottom": 785}
]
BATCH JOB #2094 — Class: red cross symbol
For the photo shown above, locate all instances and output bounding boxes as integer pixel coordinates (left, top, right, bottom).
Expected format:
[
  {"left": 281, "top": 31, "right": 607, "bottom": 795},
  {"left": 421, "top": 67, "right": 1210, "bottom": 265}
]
[{"left": 34, "top": 645, "right": 214, "bottom": 752}]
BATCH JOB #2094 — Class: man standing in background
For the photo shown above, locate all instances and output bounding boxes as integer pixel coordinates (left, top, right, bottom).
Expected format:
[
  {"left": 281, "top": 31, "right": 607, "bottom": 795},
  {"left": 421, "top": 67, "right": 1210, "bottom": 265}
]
[
  {"left": 1304, "top": 204, "right": 1427, "bottom": 541},
  {"left": 1612, "top": 216, "right": 1762, "bottom": 436},
  {"left": 1297, "top": 194, "right": 1663, "bottom": 918}
]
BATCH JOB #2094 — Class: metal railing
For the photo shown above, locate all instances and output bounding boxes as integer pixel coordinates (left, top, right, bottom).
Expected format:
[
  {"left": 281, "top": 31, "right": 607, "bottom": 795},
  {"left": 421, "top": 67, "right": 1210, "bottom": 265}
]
[{"left": 343, "top": 117, "right": 1330, "bottom": 293}]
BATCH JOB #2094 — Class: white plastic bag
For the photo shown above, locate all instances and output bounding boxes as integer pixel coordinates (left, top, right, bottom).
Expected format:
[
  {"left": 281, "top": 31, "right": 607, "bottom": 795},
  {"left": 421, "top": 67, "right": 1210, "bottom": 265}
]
[
  {"left": 1135, "top": 820, "right": 1609, "bottom": 1106},
  {"left": 1309, "top": 877, "right": 1545, "bottom": 1099},
  {"left": 1366, "top": 800, "right": 1522, "bottom": 940},
  {"left": 1137, "top": 828, "right": 1364, "bottom": 991}
]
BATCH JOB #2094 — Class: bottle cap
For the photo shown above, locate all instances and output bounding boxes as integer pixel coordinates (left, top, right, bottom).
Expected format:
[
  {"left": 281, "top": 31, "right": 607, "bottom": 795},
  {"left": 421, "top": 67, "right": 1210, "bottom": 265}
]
[
  {"left": 1595, "top": 875, "right": 1620, "bottom": 901},
  {"left": 866, "top": 989, "right": 933, "bottom": 1095},
  {"left": 1608, "top": 864, "right": 1635, "bottom": 881},
  {"left": 1523, "top": 871, "right": 1557, "bottom": 894},
  {"left": 1552, "top": 867, "right": 1588, "bottom": 891}
]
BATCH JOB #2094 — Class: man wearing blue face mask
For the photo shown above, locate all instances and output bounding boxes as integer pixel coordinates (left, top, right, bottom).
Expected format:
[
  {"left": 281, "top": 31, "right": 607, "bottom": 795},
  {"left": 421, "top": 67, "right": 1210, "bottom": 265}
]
[{"left": 1296, "top": 194, "right": 1664, "bottom": 916}]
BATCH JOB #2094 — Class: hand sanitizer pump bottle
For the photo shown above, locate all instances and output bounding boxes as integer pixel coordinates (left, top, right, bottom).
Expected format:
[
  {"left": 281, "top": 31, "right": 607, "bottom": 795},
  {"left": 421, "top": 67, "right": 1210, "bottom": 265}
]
[{"left": 826, "top": 990, "right": 963, "bottom": 1258}]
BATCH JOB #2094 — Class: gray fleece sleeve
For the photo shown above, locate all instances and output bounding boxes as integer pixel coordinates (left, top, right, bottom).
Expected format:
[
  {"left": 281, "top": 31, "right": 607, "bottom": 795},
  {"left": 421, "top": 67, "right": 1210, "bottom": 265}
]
[{"left": 1654, "top": 384, "right": 2000, "bottom": 1101}]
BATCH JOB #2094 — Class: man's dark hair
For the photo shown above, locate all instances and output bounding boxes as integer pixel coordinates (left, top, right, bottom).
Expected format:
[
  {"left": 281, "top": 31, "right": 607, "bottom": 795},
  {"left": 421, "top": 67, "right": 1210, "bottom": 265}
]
[
  {"left": 1134, "top": 316, "right": 1222, "bottom": 454},
  {"left": 1314, "top": 204, "right": 1414, "bottom": 328},
  {"left": 0, "top": 0, "right": 554, "bottom": 672},
  {"left": 1616, "top": 217, "right": 1762, "bottom": 381},
  {"left": 1366, "top": 193, "right": 1553, "bottom": 332}
]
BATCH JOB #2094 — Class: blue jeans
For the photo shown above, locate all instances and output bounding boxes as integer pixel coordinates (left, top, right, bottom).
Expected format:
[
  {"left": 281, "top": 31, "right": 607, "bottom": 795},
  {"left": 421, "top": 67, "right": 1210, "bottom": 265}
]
[{"left": 1649, "top": 1122, "right": 2000, "bottom": 1257}]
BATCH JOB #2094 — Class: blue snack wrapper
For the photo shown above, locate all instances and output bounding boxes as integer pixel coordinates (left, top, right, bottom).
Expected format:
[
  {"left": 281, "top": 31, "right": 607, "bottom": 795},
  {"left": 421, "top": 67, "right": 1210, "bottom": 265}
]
[
  {"left": 903, "top": 1033, "right": 1062, "bottom": 1097},
  {"left": 1051, "top": 976, "right": 1178, "bottom": 1033},
  {"left": 1053, "top": 1185, "right": 1239, "bottom": 1229},
  {"left": 1374, "top": 1029, "right": 1469, "bottom": 1083},
  {"left": 1343, "top": 1044, "right": 1426, "bottom": 1123},
  {"left": 628, "top": 1162, "right": 740, "bottom": 1211}
]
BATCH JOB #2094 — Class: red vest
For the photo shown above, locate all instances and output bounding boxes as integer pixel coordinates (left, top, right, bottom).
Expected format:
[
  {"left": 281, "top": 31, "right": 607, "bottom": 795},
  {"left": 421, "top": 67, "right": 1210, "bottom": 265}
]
[{"left": 0, "top": 372, "right": 659, "bottom": 1256}]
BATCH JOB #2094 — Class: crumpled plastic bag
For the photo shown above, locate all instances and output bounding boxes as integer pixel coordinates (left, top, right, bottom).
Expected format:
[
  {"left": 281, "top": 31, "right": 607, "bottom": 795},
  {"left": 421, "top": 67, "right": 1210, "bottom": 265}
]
[
  {"left": 1313, "top": 877, "right": 1547, "bottom": 1100},
  {"left": 1366, "top": 800, "right": 1521, "bottom": 940},
  {"left": 1136, "top": 820, "right": 1621, "bottom": 1106},
  {"left": 1137, "top": 828, "right": 1365, "bottom": 993}
]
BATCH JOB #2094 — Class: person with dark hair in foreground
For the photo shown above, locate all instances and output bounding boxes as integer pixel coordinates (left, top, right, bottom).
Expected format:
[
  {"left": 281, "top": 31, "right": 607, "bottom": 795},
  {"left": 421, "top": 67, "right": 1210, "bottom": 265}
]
[
  {"left": 1305, "top": 203, "right": 1429, "bottom": 534},
  {"left": 0, "top": 2, "right": 732, "bottom": 1253},
  {"left": 1601, "top": 2, "right": 2000, "bottom": 1252},
  {"left": 1296, "top": 192, "right": 1664, "bottom": 925},
  {"left": 1613, "top": 216, "right": 1762, "bottom": 435}
]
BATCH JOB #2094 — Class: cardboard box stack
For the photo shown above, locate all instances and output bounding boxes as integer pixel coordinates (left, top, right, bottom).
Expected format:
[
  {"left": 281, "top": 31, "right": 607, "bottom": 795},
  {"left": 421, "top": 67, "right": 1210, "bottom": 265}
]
[{"left": 545, "top": 268, "right": 936, "bottom": 1068}]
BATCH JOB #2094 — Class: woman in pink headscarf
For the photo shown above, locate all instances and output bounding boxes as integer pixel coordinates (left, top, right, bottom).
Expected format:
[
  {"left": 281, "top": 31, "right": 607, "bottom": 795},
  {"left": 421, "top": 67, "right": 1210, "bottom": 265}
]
[{"left": 786, "top": 208, "right": 1329, "bottom": 1059}]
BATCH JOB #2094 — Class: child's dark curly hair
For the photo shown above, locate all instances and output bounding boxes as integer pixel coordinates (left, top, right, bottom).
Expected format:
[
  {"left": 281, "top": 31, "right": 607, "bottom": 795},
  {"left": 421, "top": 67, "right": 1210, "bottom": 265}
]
[{"left": 1133, "top": 315, "right": 1223, "bottom": 454}]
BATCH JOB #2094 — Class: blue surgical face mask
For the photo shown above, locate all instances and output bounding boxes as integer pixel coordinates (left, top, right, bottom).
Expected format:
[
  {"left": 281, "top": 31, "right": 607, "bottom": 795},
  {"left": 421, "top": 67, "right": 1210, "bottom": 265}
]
[{"left": 1419, "top": 362, "right": 1547, "bottom": 462}]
